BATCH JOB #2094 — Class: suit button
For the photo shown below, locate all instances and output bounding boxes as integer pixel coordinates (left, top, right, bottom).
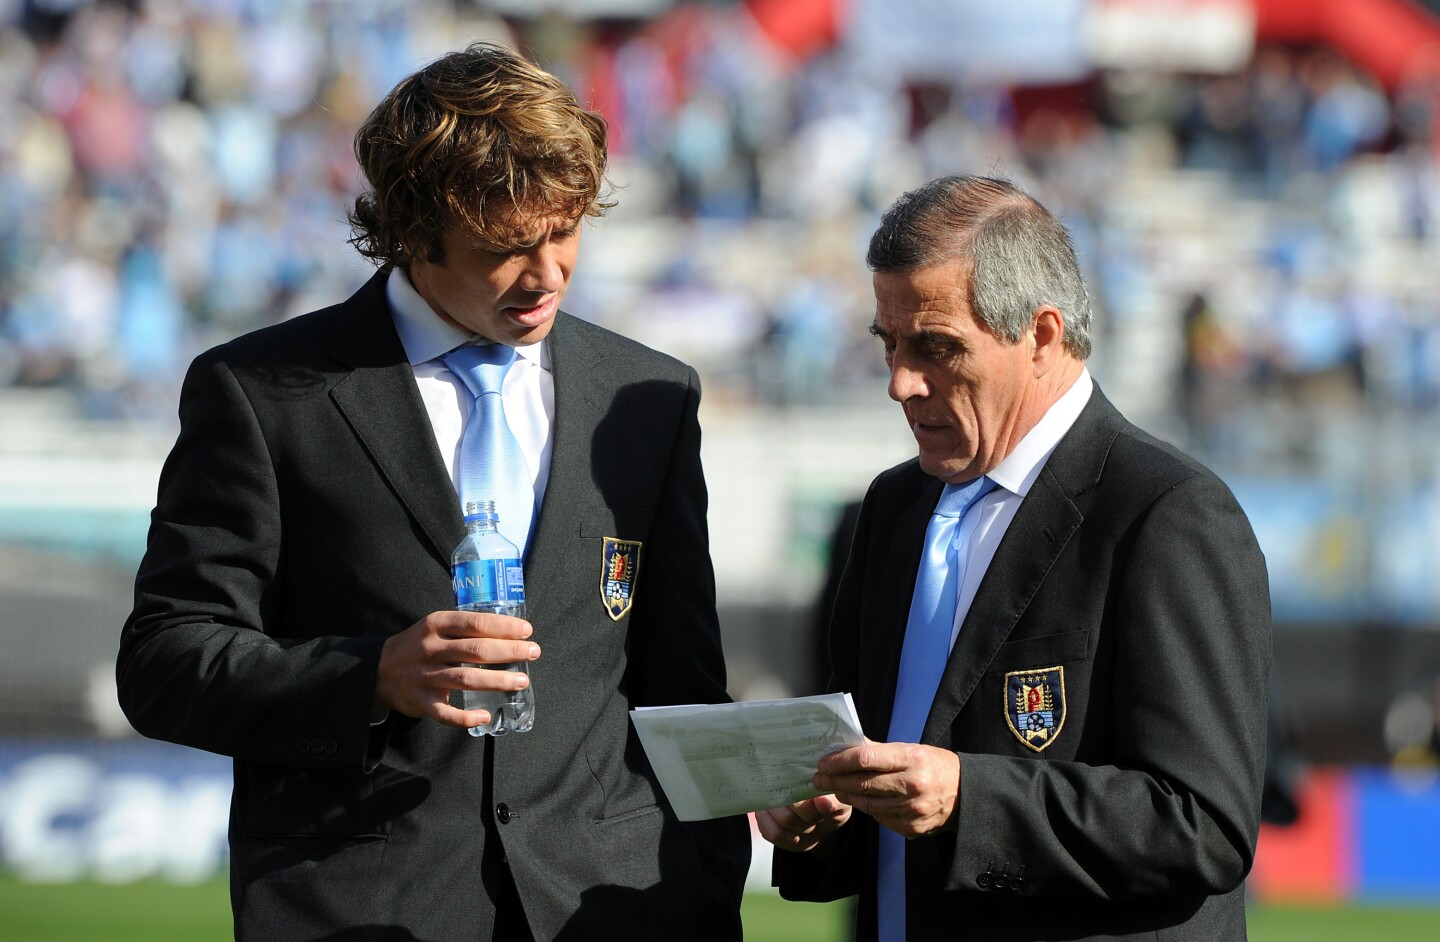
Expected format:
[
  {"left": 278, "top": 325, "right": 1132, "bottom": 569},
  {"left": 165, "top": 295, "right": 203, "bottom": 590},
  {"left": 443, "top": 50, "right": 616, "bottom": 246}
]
[
  {"left": 495, "top": 803, "right": 512, "bottom": 824},
  {"left": 323, "top": 738, "right": 338, "bottom": 755},
  {"left": 297, "top": 738, "right": 311, "bottom": 754},
  {"left": 310, "top": 737, "right": 325, "bottom": 754},
  {"left": 976, "top": 864, "right": 994, "bottom": 889}
]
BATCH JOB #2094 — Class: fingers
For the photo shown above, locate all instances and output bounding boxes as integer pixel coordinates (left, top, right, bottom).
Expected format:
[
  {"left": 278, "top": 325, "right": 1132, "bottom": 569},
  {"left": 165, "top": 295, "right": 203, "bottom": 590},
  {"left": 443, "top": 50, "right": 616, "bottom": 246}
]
[
  {"left": 756, "top": 797, "right": 853, "bottom": 853},
  {"left": 411, "top": 665, "right": 531, "bottom": 730},
  {"left": 810, "top": 793, "right": 850, "bottom": 817},
  {"left": 374, "top": 611, "right": 541, "bottom": 721},
  {"left": 756, "top": 809, "right": 817, "bottom": 853},
  {"left": 427, "top": 610, "right": 534, "bottom": 640},
  {"left": 814, "top": 741, "right": 933, "bottom": 794},
  {"left": 439, "top": 662, "right": 532, "bottom": 694},
  {"left": 449, "top": 637, "right": 542, "bottom": 666},
  {"left": 813, "top": 743, "right": 960, "bottom": 839},
  {"left": 817, "top": 738, "right": 904, "bottom": 775},
  {"left": 411, "top": 612, "right": 540, "bottom": 666},
  {"left": 429, "top": 701, "right": 492, "bottom": 731}
]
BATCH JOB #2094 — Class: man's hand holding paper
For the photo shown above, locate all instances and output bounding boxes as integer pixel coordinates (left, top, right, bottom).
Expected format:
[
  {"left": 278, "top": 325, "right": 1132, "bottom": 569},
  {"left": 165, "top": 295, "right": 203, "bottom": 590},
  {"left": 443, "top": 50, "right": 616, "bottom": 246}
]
[
  {"left": 810, "top": 740, "right": 961, "bottom": 840},
  {"left": 755, "top": 793, "right": 853, "bottom": 853},
  {"left": 629, "top": 693, "right": 865, "bottom": 822}
]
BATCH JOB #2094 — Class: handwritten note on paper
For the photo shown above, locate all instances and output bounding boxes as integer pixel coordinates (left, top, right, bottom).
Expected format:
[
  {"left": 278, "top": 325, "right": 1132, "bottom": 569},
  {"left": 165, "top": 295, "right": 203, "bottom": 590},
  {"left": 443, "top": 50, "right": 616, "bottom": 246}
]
[{"left": 629, "top": 693, "right": 866, "bottom": 821}]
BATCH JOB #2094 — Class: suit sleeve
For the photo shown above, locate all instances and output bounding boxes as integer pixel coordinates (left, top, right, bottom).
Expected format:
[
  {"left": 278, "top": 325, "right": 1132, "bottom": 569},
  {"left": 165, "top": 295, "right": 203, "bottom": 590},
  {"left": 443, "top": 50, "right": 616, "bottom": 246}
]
[
  {"left": 771, "top": 481, "right": 879, "bottom": 903},
  {"left": 623, "top": 367, "right": 751, "bottom": 906},
  {"left": 117, "top": 351, "right": 387, "bottom": 771},
  {"left": 946, "top": 472, "right": 1271, "bottom": 900}
]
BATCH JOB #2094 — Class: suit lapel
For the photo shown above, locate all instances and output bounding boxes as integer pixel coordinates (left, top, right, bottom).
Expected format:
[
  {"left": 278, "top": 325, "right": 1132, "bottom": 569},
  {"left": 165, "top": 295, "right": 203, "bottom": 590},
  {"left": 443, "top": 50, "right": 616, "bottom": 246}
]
[
  {"left": 522, "top": 313, "right": 608, "bottom": 595},
  {"left": 326, "top": 272, "right": 462, "bottom": 563},
  {"left": 920, "top": 467, "right": 1082, "bottom": 742},
  {"left": 862, "top": 475, "right": 942, "bottom": 738},
  {"left": 919, "top": 386, "right": 1117, "bottom": 743}
]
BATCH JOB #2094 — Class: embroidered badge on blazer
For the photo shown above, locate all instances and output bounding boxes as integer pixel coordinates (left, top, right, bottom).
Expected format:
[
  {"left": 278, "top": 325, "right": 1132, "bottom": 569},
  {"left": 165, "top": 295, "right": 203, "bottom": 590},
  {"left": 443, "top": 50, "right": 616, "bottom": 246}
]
[
  {"left": 1004, "top": 666, "right": 1067, "bottom": 752},
  {"left": 601, "top": 537, "right": 643, "bottom": 621}
]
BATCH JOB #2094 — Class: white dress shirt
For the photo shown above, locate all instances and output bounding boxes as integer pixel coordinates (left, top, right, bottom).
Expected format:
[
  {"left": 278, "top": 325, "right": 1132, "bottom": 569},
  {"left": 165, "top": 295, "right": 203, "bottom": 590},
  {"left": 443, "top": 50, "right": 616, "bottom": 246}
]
[
  {"left": 385, "top": 267, "right": 555, "bottom": 509},
  {"left": 948, "top": 369, "right": 1093, "bottom": 649}
]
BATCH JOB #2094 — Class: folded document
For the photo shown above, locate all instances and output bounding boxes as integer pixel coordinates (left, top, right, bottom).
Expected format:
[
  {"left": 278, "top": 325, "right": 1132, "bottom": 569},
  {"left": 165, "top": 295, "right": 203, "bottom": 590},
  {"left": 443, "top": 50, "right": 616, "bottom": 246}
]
[{"left": 630, "top": 692, "right": 865, "bottom": 821}]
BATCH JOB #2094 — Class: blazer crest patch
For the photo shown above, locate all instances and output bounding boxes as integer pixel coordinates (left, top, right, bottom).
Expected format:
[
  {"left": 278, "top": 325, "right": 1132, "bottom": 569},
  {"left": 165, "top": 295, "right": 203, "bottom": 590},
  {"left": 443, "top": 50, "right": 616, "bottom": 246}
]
[
  {"left": 1004, "top": 666, "right": 1066, "bottom": 752},
  {"left": 601, "top": 537, "right": 643, "bottom": 621}
]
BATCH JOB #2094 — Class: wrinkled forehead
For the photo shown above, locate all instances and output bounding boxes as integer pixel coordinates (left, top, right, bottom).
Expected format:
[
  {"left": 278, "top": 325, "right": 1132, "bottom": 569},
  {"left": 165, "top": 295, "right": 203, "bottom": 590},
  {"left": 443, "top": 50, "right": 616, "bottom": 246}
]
[{"left": 873, "top": 263, "right": 973, "bottom": 315}]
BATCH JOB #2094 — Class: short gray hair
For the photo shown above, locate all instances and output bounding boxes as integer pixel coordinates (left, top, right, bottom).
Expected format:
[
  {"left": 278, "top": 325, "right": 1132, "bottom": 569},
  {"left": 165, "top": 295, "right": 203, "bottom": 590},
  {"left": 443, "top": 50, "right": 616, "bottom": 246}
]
[{"left": 867, "top": 175, "right": 1092, "bottom": 359}]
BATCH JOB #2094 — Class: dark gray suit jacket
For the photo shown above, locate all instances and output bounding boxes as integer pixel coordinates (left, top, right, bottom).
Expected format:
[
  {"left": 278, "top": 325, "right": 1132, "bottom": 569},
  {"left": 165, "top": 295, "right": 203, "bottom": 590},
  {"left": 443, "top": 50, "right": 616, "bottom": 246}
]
[
  {"left": 118, "top": 272, "right": 750, "bottom": 940},
  {"left": 775, "top": 386, "right": 1271, "bottom": 941}
]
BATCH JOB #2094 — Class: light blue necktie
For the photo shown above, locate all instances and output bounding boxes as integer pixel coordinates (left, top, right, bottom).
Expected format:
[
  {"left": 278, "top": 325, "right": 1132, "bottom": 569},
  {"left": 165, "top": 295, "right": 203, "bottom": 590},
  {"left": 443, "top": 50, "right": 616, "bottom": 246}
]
[
  {"left": 442, "top": 343, "right": 535, "bottom": 557},
  {"left": 876, "top": 475, "right": 997, "bottom": 942}
]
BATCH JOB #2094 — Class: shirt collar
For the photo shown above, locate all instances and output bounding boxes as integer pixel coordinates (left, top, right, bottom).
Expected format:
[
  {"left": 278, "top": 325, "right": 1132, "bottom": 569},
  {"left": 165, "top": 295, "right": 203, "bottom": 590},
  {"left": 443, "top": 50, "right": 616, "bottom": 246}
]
[
  {"left": 386, "top": 266, "right": 548, "bottom": 369},
  {"left": 986, "top": 368, "right": 1093, "bottom": 498}
]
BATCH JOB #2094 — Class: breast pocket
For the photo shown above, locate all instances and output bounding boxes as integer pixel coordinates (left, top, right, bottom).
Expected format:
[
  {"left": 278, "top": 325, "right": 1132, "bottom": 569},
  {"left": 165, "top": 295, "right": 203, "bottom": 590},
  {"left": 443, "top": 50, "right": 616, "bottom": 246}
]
[
  {"left": 581, "top": 507, "right": 653, "bottom": 623},
  {"left": 580, "top": 506, "right": 653, "bottom": 539},
  {"left": 979, "top": 628, "right": 1090, "bottom": 757},
  {"left": 989, "top": 627, "right": 1091, "bottom": 673}
]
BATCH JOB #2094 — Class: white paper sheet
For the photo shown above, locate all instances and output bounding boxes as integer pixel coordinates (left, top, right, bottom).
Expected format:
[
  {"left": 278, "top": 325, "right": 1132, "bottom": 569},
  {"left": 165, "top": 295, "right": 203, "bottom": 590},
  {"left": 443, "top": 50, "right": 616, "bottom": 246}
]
[{"left": 629, "top": 692, "right": 866, "bottom": 822}]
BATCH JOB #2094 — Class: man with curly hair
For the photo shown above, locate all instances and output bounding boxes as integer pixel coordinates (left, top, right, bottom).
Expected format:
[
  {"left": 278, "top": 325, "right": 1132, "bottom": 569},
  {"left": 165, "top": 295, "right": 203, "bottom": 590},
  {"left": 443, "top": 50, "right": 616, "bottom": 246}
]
[{"left": 118, "top": 43, "right": 749, "bottom": 941}]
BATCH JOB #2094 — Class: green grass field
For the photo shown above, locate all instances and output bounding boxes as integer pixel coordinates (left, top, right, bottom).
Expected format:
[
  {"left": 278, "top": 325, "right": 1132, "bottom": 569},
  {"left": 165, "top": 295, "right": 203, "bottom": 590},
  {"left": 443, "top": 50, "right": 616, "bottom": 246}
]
[{"left": 3, "top": 876, "right": 1439, "bottom": 941}]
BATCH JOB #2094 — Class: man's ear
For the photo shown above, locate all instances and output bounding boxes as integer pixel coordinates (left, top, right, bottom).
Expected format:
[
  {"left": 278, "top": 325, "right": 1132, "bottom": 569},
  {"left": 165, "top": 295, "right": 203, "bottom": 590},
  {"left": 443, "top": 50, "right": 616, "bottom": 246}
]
[{"left": 1030, "top": 305, "right": 1067, "bottom": 375}]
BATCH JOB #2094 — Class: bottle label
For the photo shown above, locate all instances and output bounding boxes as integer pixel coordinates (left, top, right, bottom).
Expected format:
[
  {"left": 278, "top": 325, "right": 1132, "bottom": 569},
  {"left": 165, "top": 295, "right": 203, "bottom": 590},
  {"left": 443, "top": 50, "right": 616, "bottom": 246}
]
[{"left": 453, "top": 558, "right": 526, "bottom": 608}]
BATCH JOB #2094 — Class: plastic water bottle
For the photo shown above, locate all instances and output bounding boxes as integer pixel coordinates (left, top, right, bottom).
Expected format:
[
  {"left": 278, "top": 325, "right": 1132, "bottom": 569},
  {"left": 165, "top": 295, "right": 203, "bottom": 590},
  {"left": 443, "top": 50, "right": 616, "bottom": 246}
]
[{"left": 451, "top": 500, "right": 534, "bottom": 736}]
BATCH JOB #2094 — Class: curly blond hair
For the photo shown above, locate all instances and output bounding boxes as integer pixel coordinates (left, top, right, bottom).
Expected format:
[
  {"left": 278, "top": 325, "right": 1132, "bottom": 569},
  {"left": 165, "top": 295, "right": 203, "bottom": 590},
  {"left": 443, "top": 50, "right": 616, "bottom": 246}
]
[{"left": 347, "top": 42, "right": 613, "bottom": 269}]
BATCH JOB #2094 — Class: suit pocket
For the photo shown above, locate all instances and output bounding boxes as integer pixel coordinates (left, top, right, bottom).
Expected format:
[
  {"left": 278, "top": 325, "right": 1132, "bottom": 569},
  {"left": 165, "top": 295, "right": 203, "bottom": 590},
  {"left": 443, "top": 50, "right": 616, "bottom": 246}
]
[
  {"left": 989, "top": 628, "right": 1090, "bottom": 672},
  {"left": 976, "top": 629, "right": 1090, "bottom": 758},
  {"left": 589, "top": 802, "right": 667, "bottom": 889},
  {"left": 593, "top": 801, "right": 665, "bottom": 827}
]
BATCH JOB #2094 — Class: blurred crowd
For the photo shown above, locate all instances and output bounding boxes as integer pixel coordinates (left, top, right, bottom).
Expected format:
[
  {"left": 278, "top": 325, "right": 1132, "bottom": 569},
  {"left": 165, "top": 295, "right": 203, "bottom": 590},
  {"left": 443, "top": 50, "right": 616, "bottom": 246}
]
[{"left": 1, "top": 0, "right": 1439, "bottom": 464}]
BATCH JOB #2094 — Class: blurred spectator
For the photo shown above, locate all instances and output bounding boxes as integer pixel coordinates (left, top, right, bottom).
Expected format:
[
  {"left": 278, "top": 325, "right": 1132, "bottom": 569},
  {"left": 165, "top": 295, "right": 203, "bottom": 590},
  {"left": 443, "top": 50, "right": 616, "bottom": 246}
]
[
  {"left": 1299, "top": 51, "right": 1390, "bottom": 175},
  {"left": 0, "top": 0, "right": 1436, "bottom": 489},
  {"left": 1176, "top": 290, "right": 1246, "bottom": 450}
]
